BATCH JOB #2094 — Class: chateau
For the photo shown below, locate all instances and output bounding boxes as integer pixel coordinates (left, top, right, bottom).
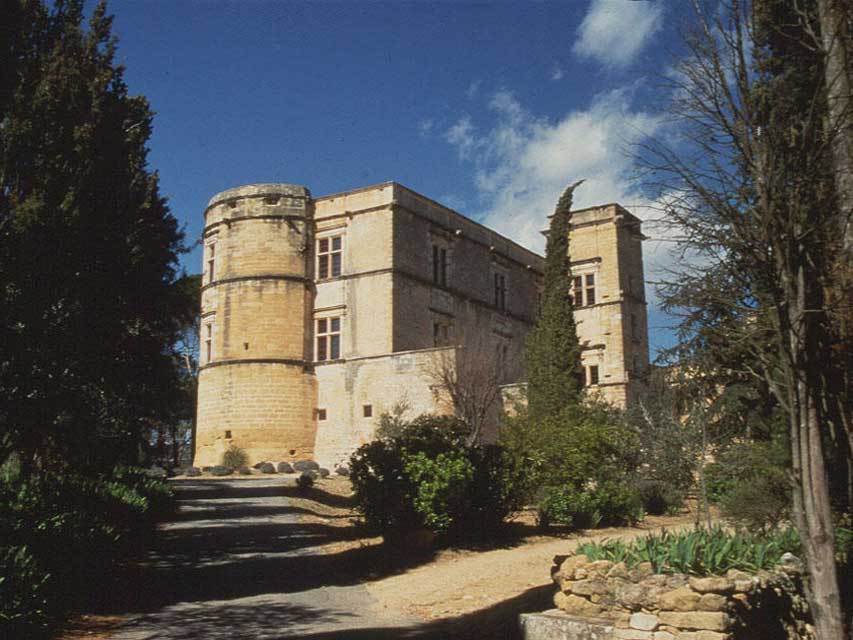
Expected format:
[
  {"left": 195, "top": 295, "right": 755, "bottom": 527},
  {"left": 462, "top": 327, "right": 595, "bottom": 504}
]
[{"left": 193, "top": 182, "right": 649, "bottom": 469}]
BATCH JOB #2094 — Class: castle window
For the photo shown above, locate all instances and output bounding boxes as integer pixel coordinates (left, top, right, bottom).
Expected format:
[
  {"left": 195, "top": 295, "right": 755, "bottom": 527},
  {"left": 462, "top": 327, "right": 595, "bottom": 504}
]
[
  {"left": 363, "top": 404, "right": 373, "bottom": 418},
  {"left": 316, "top": 408, "right": 327, "bottom": 421},
  {"left": 207, "top": 243, "right": 216, "bottom": 284},
  {"left": 494, "top": 273, "right": 507, "bottom": 310},
  {"left": 587, "top": 365, "right": 600, "bottom": 386},
  {"left": 318, "top": 236, "right": 343, "bottom": 279},
  {"left": 204, "top": 321, "right": 213, "bottom": 364},
  {"left": 316, "top": 317, "right": 341, "bottom": 361},
  {"left": 433, "top": 317, "right": 452, "bottom": 346},
  {"left": 585, "top": 274, "right": 596, "bottom": 306},
  {"left": 572, "top": 276, "right": 583, "bottom": 306},
  {"left": 432, "top": 244, "right": 447, "bottom": 286},
  {"left": 224, "top": 430, "right": 232, "bottom": 439}
]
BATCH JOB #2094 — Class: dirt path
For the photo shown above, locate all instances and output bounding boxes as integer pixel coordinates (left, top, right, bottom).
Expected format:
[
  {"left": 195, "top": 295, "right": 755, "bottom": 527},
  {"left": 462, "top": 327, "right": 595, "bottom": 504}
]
[{"left": 59, "top": 476, "right": 697, "bottom": 640}]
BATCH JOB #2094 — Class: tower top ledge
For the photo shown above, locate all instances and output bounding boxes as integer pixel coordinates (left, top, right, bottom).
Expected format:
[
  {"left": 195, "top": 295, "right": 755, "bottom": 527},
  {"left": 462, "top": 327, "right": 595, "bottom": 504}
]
[{"left": 207, "top": 183, "right": 311, "bottom": 209}]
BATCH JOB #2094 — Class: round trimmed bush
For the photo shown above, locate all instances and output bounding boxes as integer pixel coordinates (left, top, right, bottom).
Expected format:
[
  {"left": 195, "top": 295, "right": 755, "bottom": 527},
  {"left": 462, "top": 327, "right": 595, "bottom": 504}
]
[
  {"left": 210, "top": 465, "right": 232, "bottom": 476},
  {"left": 297, "top": 472, "right": 315, "bottom": 490},
  {"left": 145, "top": 466, "right": 167, "bottom": 479},
  {"left": 238, "top": 465, "right": 251, "bottom": 475},
  {"left": 277, "top": 462, "right": 294, "bottom": 473},
  {"left": 259, "top": 462, "right": 276, "bottom": 474},
  {"left": 318, "top": 468, "right": 330, "bottom": 478},
  {"left": 186, "top": 467, "right": 202, "bottom": 477},
  {"left": 293, "top": 460, "right": 319, "bottom": 472},
  {"left": 335, "top": 465, "right": 350, "bottom": 476},
  {"left": 252, "top": 461, "right": 266, "bottom": 470}
]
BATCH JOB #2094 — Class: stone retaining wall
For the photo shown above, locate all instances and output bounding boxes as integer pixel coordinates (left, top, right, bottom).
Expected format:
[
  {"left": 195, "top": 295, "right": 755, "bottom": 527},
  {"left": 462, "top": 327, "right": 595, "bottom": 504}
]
[{"left": 547, "top": 553, "right": 814, "bottom": 639}]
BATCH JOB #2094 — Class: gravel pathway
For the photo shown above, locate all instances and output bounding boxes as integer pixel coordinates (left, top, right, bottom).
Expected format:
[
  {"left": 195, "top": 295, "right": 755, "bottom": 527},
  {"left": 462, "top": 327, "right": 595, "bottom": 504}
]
[{"left": 108, "top": 478, "right": 431, "bottom": 640}]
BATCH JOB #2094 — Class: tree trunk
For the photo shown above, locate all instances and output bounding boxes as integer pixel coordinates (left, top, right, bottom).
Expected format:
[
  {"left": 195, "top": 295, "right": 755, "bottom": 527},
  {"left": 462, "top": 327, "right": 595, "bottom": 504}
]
[
  {"left": 817, "top": 0, "right": 853, "bottom": 258},
  {"left": 787, "top": 268, "right": 845, "bottom": 640}
]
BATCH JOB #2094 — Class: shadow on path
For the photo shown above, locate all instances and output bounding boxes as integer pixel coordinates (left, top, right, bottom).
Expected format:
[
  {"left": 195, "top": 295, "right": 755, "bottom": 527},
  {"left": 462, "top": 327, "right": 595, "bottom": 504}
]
[{"left": 95, "top": 478, "right": 550, "bottom": 639}]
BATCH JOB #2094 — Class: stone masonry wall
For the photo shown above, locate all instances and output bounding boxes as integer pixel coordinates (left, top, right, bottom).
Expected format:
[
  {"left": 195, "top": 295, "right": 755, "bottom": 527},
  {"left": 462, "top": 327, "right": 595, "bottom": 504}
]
[{"left": 546, "top": 553, "right": 814, "bottom": 640}]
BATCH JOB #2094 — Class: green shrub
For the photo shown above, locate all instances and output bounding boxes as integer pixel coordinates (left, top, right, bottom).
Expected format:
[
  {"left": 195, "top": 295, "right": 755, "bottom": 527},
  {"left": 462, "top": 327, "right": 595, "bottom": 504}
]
[
  {"left": 577, "top": 526, "right": 801, "bottom": 576},
  {"left": 634, "top": 479, "right": 685, "bottom": 516},
  {"left": 349, "top": 415, "right": 527, "bottom": 541},
  {"left": 0, "top": 465, "right": 174, "bottom": 638},
  {"left": 537, "top": 481, "right": 642, "bottom": 529},
  {"left": 0, "top": 545, "right": 55, "bottom": 636},
  {"left": 222, "top": 446, "right": 249, "bottom": 470}
]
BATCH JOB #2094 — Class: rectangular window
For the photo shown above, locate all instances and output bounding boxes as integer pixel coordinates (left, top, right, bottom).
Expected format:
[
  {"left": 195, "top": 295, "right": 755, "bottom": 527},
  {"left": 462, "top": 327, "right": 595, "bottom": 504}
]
[
  {"left": 318, "top": 236, "right": 343, "bottom": 279},
  {"left": 585, "top": 274, "right": 596, "bottom": 306},
  {"left": 204, "top": 322, "right": 213, "bottom": 363},
  {"left": 494, "top": 273, "right": 507, "bottom": 310},
  {"left": 572, "top": 276, "right": 583, "bottom": 306},
  {"left": 433, "top": 321, "right": 451, "bottom": 346},
  {"left": 316, "top": 316, "right": 341, "bottom": 361},
  {"left": 316, "top": 408, "right": 327, "bottom": 421},
  {"left": 224, "top": 430, "right": 232, "bottom": 439},
  {"left": 207, "top": 244, "right": 216, "bottom": 284},
  {"left": 432, "top": 244, "right": 447, "bottom": 286},
  {"left": 363, "top": 404, "right": 373, "bottom": 418},
  {"left": 588, "top": 365, "right": 600, "bottom": 386}
]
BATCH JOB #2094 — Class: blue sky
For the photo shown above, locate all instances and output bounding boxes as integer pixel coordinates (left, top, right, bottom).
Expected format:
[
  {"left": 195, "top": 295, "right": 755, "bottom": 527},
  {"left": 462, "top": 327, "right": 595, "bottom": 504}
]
[{"left": 97, "top": 0, "right": 689, "bottom": 355}]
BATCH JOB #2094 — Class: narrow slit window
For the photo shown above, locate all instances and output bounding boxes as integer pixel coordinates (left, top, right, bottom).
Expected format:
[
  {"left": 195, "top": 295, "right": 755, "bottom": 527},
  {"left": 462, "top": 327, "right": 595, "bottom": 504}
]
[
  {"left": 316, "top": 317, "right": 341, "bottom": 361},
  {"left": 432, "top": 244, "right": 447, "bottom": 286},
  {"left": 207, "top": 244, "right": 216, "bottom": 283},
  {"left": 316, "top": 408, "right": 327, "bottom": 421},
  {"left": 204, "top": 322, "right": 213, "bottom": 363},
  {"left": 363, "top": 404, "right": 373, "bottom": 418},
  {"left": 494, "top": 273, "right": 507, "bottom": 310},
  {"left": 318, "top": 236, "right": 343, "bottom": 279}
]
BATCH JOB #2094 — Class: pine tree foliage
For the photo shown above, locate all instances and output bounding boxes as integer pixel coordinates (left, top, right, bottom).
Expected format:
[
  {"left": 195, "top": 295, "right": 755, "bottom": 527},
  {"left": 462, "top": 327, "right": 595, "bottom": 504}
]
[
  {"left": 524, "top": 181, "right": 584, "bottom": 420},
  {"left": 0, "top": 1, "right": 193, "bottom": 475}
]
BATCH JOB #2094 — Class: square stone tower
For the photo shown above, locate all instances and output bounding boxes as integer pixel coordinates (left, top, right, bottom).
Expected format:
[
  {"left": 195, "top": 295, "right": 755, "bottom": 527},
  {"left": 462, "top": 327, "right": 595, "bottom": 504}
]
[{"left": 566, "top": 203, "right": 649, "bottom": 407}]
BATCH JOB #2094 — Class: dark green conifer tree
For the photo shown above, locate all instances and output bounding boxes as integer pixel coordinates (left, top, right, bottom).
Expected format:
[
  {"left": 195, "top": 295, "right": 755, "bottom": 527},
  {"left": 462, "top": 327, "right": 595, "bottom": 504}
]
[
  {"left": 0, "top": 1, "right": 192, "bottom": 475},
  {"left": 524, "top": 181, "right": 584, "bottom": 420}
]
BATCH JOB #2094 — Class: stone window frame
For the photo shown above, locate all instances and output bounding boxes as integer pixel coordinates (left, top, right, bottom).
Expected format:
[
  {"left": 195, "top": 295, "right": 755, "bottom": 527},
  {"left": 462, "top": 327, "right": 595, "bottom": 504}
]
[
  {"left": 571, "top": 266, "right": 599, "bottom": 308},
  {"left": 315, "top": 316, "right": 342, "bottom": 361},
  {"left": 202, "top": 314, "right": 215, "bottom": 365},
  {"left": 316, "top": 233, "right": 344, "bottom": 280},
  {"left": 432, "top": 312, "right": 453, "bottom": 347},
  {"left": 204, "top": 236, "right": 219, "bottom": 284}
]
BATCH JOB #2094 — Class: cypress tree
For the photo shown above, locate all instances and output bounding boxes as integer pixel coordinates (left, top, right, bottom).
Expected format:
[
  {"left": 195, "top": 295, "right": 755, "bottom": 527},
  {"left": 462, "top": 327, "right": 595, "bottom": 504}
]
[
  {"left": 0, "top": 1, "right": 192, "bottom": 474},
  {"left": 524, "top": 181, "right": 584, "bottom": 420}
]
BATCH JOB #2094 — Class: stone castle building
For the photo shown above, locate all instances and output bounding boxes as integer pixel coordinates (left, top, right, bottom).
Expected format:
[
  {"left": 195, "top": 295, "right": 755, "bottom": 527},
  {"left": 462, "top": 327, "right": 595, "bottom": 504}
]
[{"left": 193, "top": 182, "right": 649, "bottom": 468}]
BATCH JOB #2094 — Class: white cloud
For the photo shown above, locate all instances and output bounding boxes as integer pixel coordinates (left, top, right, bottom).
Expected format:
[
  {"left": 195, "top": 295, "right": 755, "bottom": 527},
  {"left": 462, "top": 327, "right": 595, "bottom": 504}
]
[
  {"left": 418, "top": 118, "right": 434, "bottom": 137},
  {"left": 550, "top": 64, "right": 564, "bottom": 81},
  {"left": 574, "top": 0, "right": 663, "bottom": 68},
  {"left": 444, "top": 88, "right": 663, "bottom": 252}
]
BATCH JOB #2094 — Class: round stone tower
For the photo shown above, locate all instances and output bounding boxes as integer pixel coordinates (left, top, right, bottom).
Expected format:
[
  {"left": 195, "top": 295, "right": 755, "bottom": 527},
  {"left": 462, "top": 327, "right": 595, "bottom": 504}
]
[{"left": 194, "top": 184, "right": 317, "bottom": 467}]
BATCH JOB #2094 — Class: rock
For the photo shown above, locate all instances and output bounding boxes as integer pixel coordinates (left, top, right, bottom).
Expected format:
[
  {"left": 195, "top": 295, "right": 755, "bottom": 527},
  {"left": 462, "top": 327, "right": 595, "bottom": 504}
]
[
  {"left": 779, "top": 552, "right": 803, "bottom": 574},
  {"left": 277, "top": 461, "right": 294, "bottom": 473},
  {"left": 238, "top": 465, "right": 251, "bottom": 475},
  {"left": 293, "top": 459, "right": 320, "bottom": 472},
  {"left": 698, "top": 593, "right": 728, "bottom": 611},
  {"left": 318, "top": 467, "right": 330, "bottom": 478},
  {"left": 554, "top": 593, "right": 603, "bottom": 617},
  {"left": 677, "top": 632, "right": 731, "bottom": 640},
  {"left": 607, "top": 562, "right": 630, "bottom": 579},
  {"left": 210, "top": 465, "right": 232, "bottom": 476},
  {"left": 628, "top": 562, "right": 654, "bottom": 582},
  {"left": 658, "top": 611, "right": 731, "bottom": 632},
  {"left": 556, "top": 554, "right": 590, "bottom": 581},
  {"left": 571, "top": 577, "right": 610, "bottom": 596},
  {"left": 259, "top": 462, "right": 276, "bottom": 474},
  {"left": 614, "top": 630, "right": 654, "bottom": 639},
  {"left": 335, "top": 465, "right": 350, "bottom": 476},
  {"left": 658, "top": 586, "right": 700, "bottom": 612},
  {"left": 615, "top": 583, "right": 649, "bottom": 611},
  {"left": 630, "top": 612, "right": 659, "bottom": 631},
  {"left": 688, "top": 576, "right": 734, "bottom": 594},
  {"left": 654, "top": 633, "right": 677, "bottom": 640},
  {"left": 185, "top": 466, "right": 201, "bottom": 477},
  {"left": 587, "top": 560, "right": 614, "bottom": 575},
  {"left": 145, "top": 466, "right": 167, "bottom": 479}
]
